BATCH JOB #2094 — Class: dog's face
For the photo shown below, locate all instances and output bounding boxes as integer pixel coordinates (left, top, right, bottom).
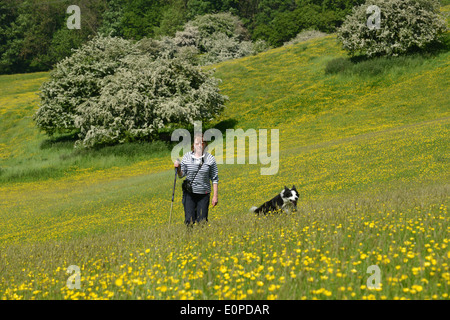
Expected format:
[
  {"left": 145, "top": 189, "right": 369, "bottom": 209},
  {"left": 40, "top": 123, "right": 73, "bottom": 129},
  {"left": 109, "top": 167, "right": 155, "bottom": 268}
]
[{"left": 281, "top": 185, "right": 299, "bottom": 208}]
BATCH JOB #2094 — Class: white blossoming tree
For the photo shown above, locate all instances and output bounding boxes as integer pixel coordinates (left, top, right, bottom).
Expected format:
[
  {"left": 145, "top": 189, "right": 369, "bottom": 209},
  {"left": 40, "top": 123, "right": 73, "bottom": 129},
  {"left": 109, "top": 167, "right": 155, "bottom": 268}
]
[
  {"left": 337, "top": 0, "right": 447, "bottom": 57},
  {"left": 174, "top": 12, "right": 269, "bottom": 65},
  {"left": 34, "top": 35, "right": 227, "bottom": 148}
]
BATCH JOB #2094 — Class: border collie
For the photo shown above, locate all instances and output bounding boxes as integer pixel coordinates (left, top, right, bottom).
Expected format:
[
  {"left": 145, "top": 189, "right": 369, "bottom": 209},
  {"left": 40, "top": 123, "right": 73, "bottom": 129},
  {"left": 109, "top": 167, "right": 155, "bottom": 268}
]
[{"left": 250, "top": 186, "right": 299, "bottom": 214}]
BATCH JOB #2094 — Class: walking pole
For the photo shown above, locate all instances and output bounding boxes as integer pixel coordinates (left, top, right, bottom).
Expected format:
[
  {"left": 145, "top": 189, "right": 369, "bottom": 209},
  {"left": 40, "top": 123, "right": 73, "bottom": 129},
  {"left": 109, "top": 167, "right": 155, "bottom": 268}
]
[{"left": 169, "top": 160, "right": 179, "bottom": 228}]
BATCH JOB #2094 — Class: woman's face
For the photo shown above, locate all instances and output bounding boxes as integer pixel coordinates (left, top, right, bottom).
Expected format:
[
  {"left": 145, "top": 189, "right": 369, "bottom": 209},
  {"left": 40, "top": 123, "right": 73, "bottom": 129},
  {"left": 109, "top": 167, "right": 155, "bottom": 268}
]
[{"left": 193, "top": 137, "right": 205, "bottom": 154}]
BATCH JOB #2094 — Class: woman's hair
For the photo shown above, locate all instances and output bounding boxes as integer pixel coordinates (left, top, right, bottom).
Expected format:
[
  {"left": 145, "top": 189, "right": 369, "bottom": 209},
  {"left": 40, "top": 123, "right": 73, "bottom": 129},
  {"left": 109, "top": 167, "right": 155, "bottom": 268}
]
[{"left": 191, "top": 132, "right": 208, "bottom": 152}]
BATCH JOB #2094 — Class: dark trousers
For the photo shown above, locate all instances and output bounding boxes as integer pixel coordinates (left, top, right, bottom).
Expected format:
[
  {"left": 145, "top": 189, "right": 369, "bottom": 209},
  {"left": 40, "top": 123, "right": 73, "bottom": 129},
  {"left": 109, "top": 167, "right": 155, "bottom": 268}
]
[{"left": 182, "top": 191, "right": 210, "bottom": 225}]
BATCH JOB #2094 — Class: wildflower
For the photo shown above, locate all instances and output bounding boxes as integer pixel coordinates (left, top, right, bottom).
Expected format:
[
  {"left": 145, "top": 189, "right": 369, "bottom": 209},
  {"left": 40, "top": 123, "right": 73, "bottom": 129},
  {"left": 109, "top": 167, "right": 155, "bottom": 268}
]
[
  {"left": 159, "top": 285, "right": 168, "bottom": 293},
  {"left": 411, "top": 285, "right": 423, "bottom": 292}
]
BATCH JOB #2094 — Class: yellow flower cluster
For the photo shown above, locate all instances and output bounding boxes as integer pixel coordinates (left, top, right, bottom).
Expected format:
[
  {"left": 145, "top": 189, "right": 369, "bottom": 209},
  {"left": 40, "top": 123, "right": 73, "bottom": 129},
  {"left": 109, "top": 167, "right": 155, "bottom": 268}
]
[{"left": 0, "top": 200, "right": 448, "bottom": 300}]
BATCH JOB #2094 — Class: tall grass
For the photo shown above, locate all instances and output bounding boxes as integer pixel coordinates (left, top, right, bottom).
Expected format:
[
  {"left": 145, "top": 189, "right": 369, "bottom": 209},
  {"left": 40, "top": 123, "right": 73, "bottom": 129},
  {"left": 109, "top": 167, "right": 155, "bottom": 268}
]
[{"left": 0, "top": 182, "right": 447, "bottom": 300}]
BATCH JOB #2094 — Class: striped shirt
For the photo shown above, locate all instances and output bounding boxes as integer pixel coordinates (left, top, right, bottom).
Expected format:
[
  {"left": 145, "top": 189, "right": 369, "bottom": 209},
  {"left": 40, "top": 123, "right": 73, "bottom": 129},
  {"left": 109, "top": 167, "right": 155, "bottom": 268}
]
[{"left": 179, "top": 151, "right": 219, "bottom": 194}]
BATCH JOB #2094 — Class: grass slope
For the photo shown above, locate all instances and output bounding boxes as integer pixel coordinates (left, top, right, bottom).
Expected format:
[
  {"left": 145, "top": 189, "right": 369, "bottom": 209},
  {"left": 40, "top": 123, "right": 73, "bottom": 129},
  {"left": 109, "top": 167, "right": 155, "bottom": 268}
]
[{"left": 0, "top": 24, "right": 449, "bottom": 299}]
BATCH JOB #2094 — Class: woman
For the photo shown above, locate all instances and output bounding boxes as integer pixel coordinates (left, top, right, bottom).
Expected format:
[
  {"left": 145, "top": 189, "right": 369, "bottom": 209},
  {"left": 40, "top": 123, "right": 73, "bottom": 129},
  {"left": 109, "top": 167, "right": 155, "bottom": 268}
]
[{"left": 174, "top": 133, "right": 219, "bottom": 225}]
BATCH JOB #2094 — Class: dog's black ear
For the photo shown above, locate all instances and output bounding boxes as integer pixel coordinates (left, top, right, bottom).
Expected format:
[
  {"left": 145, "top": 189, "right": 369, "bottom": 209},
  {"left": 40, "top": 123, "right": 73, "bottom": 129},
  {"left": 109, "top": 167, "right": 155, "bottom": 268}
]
[{"left": 292, "top": 185, "right": 296, "bottom": 190}]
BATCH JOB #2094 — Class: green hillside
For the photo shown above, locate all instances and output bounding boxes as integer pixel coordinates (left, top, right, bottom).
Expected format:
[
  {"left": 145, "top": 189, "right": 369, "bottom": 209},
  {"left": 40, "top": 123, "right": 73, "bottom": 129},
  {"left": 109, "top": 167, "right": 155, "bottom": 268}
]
[{"left": 0, "top": 25, "right": 449, "bottom": 300}]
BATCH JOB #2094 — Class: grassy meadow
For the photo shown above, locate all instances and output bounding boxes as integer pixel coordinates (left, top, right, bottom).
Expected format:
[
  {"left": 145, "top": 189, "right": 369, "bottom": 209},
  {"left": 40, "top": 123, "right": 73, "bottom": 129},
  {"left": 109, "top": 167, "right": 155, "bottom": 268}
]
[{"left": 0, "top": 14, "right": 449, "bottom": 299}]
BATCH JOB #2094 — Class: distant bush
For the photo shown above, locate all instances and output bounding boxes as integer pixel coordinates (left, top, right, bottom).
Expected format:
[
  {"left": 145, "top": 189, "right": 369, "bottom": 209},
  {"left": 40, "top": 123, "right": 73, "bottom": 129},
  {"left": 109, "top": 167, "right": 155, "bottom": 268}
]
[
  {"left": 337, "top": 0, "right": 447, "bottom": 57},
  {"left": 34, "top": 35, "right": 227, "bottom": 149},
  {"left": 175, "top": 12, "right": 270, "bottom": 65},
  {"left": 189, "top": 12, "right": 250, "bottom": 41}
]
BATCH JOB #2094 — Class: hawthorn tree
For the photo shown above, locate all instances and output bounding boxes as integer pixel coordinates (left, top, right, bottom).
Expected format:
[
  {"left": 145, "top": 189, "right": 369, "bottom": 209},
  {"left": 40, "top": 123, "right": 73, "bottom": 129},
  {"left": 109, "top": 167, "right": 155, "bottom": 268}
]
[{"left": 337, "top": 0, "right": 447, "bottom": 57}]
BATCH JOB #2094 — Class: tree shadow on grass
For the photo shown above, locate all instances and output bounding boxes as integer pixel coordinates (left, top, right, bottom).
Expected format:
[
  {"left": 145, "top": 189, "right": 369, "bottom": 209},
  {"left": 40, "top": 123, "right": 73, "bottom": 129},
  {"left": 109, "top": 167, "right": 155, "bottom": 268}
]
[
  {"left": 326, "top": 33, "right": 450, "bottom": 76},
  {"left": 39, "top": 118, "right": 239, "bottom": 160},
  {"left": 39, "top": 131, "right": 78, "bottom": 150},
  {"left": 209, "top": 118, "right": 239, "bottom": 132}
]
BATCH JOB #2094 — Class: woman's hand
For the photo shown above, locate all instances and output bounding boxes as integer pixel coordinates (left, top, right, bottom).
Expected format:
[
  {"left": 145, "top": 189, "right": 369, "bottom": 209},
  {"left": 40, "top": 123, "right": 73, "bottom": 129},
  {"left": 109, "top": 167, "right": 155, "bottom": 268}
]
[
  {"left": 174, "top": 160, "right": 182, "bottom": 177},
  {"left": 212, "top": 195, "right": 218, "bottom": 207},
  {"left": 212, "top": 183, "right": 218, "bottom": 207}
]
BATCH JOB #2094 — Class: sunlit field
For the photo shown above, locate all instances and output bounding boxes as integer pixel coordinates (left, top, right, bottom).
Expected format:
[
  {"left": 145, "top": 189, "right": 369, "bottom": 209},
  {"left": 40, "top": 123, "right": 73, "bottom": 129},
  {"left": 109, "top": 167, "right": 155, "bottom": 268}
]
[{"left": 0, "top": 22, "right": 449, "bottom": 300}]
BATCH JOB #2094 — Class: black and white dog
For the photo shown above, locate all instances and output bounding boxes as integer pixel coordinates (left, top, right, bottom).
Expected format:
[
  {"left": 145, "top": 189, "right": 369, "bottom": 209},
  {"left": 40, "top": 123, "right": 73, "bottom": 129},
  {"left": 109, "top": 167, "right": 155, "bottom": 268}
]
[{"left": 250, "top": 186, "right": 299, "bottom": 214}]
